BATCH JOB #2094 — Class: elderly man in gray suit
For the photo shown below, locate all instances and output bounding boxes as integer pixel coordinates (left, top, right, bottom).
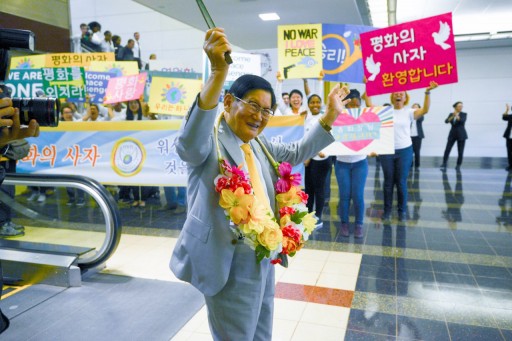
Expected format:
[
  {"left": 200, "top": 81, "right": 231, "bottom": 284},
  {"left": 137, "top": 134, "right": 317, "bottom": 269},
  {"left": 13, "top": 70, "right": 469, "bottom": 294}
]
[{"left": 170, "top": 28, "right": 349, "bottom": 340}]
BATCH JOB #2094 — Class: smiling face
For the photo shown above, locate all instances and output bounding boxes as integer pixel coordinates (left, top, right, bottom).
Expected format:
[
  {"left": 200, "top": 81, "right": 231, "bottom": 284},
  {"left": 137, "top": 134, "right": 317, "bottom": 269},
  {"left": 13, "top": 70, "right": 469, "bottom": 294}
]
[
  {"left": 61, "top": 107, "right": 74, "bottom": 121},
  {"left": 224, "top": 90, "right": 272, "bottom": 143},
  {"left": 391, "top": 91, "right": 408, "bottom": 108},
  {"left": 454, "top": 102, "right": 463, "bottom": 112},
  {"left": 308, "top": 96, "right": 322, "bottom": 115},
  {"left": 282, "top": 94, "right": 290, "bottom": 106},
  {"left": 128, "top": 100, "right": 140, "bottom": 112},
  {"left": 289, "top": 92, "right": 302, "bottom": 110}
]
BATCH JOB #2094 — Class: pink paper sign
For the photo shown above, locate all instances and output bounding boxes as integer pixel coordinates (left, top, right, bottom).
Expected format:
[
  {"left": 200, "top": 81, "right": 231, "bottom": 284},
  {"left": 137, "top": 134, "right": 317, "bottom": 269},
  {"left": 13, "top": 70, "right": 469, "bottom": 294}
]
[
  {"left": 361, "top": 13, "right": 458, "bottom": 96},
  {"left": 104, "top": 73, "right": 147, "bottom": 104},
  {"left": 321, "top": 106, "right": 395, "bottom": 156}
]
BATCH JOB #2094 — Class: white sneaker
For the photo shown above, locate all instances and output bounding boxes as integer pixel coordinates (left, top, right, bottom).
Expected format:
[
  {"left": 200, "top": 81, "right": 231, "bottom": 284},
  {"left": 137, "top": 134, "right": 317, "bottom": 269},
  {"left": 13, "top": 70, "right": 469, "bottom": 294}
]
[{"left": 37, "top": 194, "right": 46, "bottom": 203}]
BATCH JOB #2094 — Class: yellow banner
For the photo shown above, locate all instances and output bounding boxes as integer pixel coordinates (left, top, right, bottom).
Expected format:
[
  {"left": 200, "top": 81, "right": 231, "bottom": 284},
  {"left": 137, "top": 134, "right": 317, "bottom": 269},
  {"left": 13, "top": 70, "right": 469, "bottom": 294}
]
[
  {"left": 45, "top": 52, "right": 115, "bottom": 68},
  {"left": 278, "top": 24, "right": 323, "bottom": 79},
  {"left": 9, "top": 55, "right": 46, "bottom": 69},
  {"left": 148, "top": 77, "right": 202, "bottom": 116},
  {"left": 88, "top": 61, "right": 139, "bottom": 77}
]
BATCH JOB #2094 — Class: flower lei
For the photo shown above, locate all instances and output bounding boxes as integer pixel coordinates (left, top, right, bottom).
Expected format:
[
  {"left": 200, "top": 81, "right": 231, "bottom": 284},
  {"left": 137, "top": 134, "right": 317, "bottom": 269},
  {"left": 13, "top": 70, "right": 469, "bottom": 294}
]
[{"left": 213, "top": 112, "right": 319, "bottom": 267}]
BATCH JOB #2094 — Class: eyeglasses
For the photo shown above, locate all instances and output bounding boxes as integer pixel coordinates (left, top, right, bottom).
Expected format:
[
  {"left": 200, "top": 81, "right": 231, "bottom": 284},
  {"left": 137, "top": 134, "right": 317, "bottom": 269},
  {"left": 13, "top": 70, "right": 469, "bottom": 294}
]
[{"left": 233, "top": 96, "right": 274, "bottom": 118}]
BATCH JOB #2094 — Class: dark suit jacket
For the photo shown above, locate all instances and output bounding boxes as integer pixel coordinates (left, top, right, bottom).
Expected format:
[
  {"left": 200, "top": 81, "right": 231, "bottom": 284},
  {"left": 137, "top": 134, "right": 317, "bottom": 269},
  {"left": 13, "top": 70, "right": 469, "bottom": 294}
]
[
  {"left": 503, "top": 114, "right": 512, "bottom": 139},
  {"left": 412, "top": 116, "right": 425, "bottom": 139},
  {"left": 445, "top": 112, "right": 468, "bottom": 140}
]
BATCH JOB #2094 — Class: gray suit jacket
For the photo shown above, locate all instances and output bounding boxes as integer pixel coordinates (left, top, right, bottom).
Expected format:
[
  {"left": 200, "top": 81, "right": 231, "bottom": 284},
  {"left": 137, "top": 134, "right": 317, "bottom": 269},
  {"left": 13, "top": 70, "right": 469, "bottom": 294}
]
[{"left": 170, "top": 99, "right": 334, "bottom": 296}]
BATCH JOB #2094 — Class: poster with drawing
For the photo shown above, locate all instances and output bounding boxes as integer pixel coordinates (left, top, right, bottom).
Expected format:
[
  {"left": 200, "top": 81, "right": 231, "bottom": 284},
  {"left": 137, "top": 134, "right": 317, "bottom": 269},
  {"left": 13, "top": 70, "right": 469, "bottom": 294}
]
[
  {"left": 322, "top": 106, "right": 394, "bottom": 155},
  {"left": 277, "top": 24, "right": 323, "bottom": 79}
]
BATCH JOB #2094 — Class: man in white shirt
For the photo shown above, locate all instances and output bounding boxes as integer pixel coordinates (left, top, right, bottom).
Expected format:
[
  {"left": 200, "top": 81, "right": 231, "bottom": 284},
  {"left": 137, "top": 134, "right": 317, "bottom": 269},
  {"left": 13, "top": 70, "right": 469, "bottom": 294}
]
[{"left": 133, "top": 32, "right": 142, "bottom": 69}]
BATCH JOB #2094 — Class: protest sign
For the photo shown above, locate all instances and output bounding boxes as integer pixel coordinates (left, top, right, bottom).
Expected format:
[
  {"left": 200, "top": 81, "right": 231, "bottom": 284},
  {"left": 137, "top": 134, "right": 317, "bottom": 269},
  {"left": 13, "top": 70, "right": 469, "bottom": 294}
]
[
  {"left": 322, "top": 24, "right": 375, "bottom": 83},
  {"left": 85, "top": 71, "right": 116, "bottom": 104},
  {"left": 42, "top": 67, "right": 86, "bottom": 100},
  {"left": 148, "top": 77, "right": 202, "bottom": 116},
  {"left": 104, "top": 73, "right": 147, "bottom": 104},
  {"left": 361, "top": 13, "right": 457, "bottom": 95},
  {"left": 322, "top": 106, "right": 394, "bottom": 155},
  {"left": 278, "top": 24, "right": 323, "bottom": 79}
]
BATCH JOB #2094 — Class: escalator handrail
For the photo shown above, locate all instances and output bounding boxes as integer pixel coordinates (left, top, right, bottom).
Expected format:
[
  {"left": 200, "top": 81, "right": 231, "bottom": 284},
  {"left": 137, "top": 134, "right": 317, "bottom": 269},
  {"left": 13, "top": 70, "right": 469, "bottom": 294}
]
[{"left": 2, "top": 173, "right": 122, "bottom": 270}]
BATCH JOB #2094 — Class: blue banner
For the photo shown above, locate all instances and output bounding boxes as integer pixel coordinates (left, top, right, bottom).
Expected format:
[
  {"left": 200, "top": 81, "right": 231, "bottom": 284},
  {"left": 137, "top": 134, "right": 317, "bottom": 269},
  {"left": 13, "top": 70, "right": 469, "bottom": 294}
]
[
  {"left": 17, "top": 116, "right": 305, "bottom": 186},
  {"left": 322, "top": 23, "right": 375, "bottom": 83}
]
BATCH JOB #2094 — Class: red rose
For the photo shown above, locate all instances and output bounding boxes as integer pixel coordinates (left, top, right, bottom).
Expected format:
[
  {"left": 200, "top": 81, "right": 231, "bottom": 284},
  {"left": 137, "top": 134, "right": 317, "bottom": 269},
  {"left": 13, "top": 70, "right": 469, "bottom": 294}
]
[
  {"left": 279, "top": 206, "right": 296, "bottom": 217},
  {"left": 215, "top": 177, "right": 229, "bottom": 193},
  {"left": 282, "top": 225, "right": 301, "bottom": 243},
  {"left": 297, "top": 190, "right": 308, "bottom": 204}
]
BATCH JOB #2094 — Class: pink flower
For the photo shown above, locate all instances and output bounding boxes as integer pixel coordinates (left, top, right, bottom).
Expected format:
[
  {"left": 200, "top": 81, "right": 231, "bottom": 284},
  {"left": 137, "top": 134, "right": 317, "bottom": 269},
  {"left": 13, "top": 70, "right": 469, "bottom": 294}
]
[{"left": 276, "top": 162, "right": 301, "bottom": 193}]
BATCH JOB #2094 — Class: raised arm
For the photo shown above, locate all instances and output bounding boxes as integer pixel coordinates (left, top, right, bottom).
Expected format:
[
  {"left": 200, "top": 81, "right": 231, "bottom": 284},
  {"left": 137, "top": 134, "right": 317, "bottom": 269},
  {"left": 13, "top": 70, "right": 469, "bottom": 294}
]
[
  {"left": 198, "top": 29, "right": 231, "bottom": 109},
  {"left": 275, "top": 72, "right": 288, "bottom": 114},
  {"left": 320, "top": 84, "right": 350, "bottom": 127},
  {"left": 503, "top": 104, "right": 511, "bottom": 121},
  {"left": 414, "top": 81, "right": 438, "bottom": 120},
  {"left": 361, "top": 76, "right": 373, "bottom": 107}
]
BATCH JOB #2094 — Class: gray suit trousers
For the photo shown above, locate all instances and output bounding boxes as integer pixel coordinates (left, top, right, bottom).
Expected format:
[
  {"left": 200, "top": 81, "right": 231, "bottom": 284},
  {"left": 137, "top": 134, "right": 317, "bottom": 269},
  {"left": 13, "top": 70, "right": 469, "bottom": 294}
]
[{"left": 204, "top": 240, "right": 275, "bottom": 341}]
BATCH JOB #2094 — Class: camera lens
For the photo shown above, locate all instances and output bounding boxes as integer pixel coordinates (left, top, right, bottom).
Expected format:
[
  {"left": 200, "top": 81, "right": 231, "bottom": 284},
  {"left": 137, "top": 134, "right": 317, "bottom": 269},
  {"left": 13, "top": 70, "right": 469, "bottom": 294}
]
[{"left": 11, "top": 97, "right": 60, "bottom": 127}]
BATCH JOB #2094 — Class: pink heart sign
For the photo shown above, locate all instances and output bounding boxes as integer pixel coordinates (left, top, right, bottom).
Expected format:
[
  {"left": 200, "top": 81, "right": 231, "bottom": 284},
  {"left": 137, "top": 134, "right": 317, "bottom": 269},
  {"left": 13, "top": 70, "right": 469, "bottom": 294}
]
[{"left": 332, "top": 110, "right": 381, "bottom": 151}]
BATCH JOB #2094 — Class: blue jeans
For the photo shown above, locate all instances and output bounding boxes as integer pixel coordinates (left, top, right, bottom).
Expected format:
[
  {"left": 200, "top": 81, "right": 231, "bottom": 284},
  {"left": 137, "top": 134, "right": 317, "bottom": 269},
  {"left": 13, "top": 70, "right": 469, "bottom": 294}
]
[
  {"left": 335, "top": 158, "right": 368, "bottom": 225},
  {"left": 380, "top": 146, "right": 413, "bottom": 215},
  {"left": 164, "top": 187, "right": 186, "bottom": 206}
]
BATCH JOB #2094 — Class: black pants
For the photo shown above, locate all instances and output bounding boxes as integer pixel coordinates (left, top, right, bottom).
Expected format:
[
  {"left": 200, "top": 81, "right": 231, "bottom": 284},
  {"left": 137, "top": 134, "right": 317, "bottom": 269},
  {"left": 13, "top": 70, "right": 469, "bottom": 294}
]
[
  {"left": 305, "top": 158, "right": 332, "bottom": 221},
  {"left": 411, "top": 136, "right": 423, "bottom": 167},
  {"left": 506, "top": 138, "right": 512, "bottom": 168},
  {"left": 0, "top": 160, "right": 16, "bottom": 224},
  {"left": 443, "top": 138, "right": 466, "bottom": 166}
]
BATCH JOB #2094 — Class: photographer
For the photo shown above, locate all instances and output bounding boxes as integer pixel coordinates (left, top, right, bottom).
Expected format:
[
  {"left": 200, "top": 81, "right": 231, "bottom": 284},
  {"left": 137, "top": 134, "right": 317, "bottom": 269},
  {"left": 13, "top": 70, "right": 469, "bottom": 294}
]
[{"left": 0, "top": 92, "right": 40, "bottom": 334}]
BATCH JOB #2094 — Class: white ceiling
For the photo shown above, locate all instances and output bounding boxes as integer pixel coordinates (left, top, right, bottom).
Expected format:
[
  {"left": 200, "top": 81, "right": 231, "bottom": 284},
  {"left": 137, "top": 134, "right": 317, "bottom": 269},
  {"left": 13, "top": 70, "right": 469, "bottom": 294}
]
[{"left": 134, "top": 0, "right": 512, "bottom": 50}]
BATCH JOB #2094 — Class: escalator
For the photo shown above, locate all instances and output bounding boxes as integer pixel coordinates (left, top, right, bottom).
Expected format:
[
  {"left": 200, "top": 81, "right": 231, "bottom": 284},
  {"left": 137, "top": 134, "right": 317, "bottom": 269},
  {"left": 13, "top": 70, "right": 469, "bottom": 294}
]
[{"left": 0, "top": 174, "right": 122, "bottom": 287}]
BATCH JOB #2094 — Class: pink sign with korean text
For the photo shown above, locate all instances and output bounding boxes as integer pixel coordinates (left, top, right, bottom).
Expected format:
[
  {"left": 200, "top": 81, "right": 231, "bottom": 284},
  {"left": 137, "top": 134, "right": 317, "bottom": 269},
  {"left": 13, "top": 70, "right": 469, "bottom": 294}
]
[
  {"left": 361, "top": 13, "right": 458, "bottom": 96},
  {"left": 104, "top": 73, "right": 147, "bottom": 104}
]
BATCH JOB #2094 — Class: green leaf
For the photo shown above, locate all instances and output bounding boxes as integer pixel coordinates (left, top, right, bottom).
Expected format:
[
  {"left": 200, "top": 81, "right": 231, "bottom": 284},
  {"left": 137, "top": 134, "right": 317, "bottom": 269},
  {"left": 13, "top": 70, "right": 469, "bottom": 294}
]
[
  {"left": 279, "top": 254, "right": 289, "bottom": 268},
  {"left": 255, "top": 245, "right": 270, "bottom": 263},
  {"left": 290, "top": 211, "right": 307, "bottom": 224}
]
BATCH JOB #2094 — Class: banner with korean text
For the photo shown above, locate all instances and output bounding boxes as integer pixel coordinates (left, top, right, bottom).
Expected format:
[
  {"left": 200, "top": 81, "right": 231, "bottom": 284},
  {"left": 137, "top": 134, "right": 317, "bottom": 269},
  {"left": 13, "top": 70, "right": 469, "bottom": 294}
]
[
  {"left": 104, "top": 73, "right": 147, "bottom": 104},
  {"left": 321, "top": 106, "right": 394, "bottom": 155},
  {"left": 10, "top": 53, "right": 114, "bottom": 70},
  {"left": 278, "top": 24, "right": 323, "bottom": 79},
  {"left": 361, "top": 13, "right": 458, "bottom": 95},
  {"left": 16, "top": 117, "right": 305, "bottom": 186},
  {"left": 322, "top": 24, "right": 375, "bottom": 83},
  {"left": 42, "top": 67, "right": 86, "bottom": 100},
  {"left": 148, "top": 77, "right": 203, "bottom": 116}
]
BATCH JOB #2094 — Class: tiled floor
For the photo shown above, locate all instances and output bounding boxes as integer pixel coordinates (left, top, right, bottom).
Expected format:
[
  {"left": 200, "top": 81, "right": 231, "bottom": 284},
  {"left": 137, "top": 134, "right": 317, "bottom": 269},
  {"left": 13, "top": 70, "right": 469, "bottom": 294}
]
[{"left": 5, "top": 162, "right": 512, "bottom": 340}]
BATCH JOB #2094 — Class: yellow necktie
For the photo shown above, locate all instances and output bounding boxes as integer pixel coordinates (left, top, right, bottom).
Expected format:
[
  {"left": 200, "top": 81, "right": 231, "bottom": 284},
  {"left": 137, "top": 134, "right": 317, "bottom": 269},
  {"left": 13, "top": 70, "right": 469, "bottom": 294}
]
[{"left": 240, "top": 143, "right": 271, "bottom": 212}]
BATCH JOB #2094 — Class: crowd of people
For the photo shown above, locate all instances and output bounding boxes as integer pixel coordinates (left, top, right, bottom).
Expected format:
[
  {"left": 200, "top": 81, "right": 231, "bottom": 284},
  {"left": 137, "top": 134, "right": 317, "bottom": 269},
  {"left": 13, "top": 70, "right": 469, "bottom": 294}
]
[{"left": 75, "top": 21, "right": 146, "bottom": 69}]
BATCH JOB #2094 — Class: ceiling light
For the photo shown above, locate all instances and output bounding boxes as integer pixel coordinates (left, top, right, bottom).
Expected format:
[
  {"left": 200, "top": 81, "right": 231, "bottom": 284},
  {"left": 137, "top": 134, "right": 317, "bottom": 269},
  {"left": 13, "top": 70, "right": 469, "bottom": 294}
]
[{"left": 259, "top": 13, "right": 280, "bottom": 21}]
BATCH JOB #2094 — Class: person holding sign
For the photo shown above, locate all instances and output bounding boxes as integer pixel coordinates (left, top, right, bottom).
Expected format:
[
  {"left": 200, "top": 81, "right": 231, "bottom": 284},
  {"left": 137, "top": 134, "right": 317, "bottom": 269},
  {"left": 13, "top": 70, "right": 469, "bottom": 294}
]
[
  {"left": 170, "top": 27, "right": 349, "bottom": 340},
  {"left": 381, "top": 82, "right": 438, "bottom": 222},
  {"left": 275, "top": 71, "right": 309, "bottom": 116},
  {"left": 440, "top": 101, "right": 468, "bottom": 171}
]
